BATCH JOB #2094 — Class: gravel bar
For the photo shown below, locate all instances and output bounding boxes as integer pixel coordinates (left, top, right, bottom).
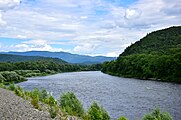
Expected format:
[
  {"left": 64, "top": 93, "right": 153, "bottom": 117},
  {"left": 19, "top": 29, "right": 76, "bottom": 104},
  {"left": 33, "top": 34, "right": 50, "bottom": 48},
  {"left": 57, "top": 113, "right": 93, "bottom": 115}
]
[{"left": 0, "top": 88, "right": 54, "bottom": 120}]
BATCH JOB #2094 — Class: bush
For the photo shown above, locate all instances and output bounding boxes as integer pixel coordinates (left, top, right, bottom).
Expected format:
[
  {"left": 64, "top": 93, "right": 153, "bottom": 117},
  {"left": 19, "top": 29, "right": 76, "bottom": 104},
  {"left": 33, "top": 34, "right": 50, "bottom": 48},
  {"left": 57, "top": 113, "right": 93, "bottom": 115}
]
[
  {"left": 0, "top": 71, "right": 26, "bottom": 83},
  {"left": 0, "top": 83, "right": 6, "bottom": 89},
  {"left": 88, "top": 102, "right": 110, "bottom": 120},
  {"left": 118, "top": 116, "right": 128, "bottom": 120},
  {"left": 48, "top": 95, "right": 57, "bottom": 106},
  {"left": 30, "top": 88, "right": 41, "bottom": 99},
  {"left": 8, "top": 83, "right": 16, "bottom": 91},
  {"left": 0, "top": 73, "right": 6, "bottom": 83},
  {"left": 39, "top": 89, "right": 49, "bottom": 101},
  {"left": 49, "top": 106, "right": 57, "bottom": 118},
  {"left": 31, "top": 96, "right": 40, "bottom": 109},
  {"left": 14, "top": 86, "right": 24, "bottom": 97},
  {"left": 143, "top": 108, "right": 173, "bottom": 120},
  {"left": 60, "top": 92, "right": 84, "bottom": 117}
]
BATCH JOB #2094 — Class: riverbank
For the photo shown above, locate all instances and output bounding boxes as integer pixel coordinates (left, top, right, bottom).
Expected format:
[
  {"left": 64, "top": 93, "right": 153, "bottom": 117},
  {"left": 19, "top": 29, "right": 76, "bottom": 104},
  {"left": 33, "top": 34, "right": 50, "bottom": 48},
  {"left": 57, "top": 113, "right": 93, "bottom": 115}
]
[
  {"left": 102, "top": 71, "right": 181, "bottom": 84},
  {"left": 0, "top": 88, "right": 56, "bottom": 120}
]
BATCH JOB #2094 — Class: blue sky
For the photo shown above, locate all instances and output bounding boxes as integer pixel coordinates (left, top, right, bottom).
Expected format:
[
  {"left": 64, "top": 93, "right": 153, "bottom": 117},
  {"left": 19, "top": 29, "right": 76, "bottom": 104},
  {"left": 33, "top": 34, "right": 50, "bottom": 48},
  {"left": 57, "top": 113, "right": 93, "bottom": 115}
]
[{"left": 0, "top": 0, "right": 180, "bottom": 57}]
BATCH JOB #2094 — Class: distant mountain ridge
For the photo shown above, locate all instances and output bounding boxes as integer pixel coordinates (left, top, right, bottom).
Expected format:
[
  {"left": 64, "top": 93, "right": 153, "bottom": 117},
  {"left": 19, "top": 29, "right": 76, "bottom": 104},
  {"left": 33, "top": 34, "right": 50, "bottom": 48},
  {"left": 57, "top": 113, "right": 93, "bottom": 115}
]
[
  {"left": 1, "top": 51, "right": 116, "bottom": 64},
  {"left": 0, "top": 53, "right": 67, "bottom": 64}
]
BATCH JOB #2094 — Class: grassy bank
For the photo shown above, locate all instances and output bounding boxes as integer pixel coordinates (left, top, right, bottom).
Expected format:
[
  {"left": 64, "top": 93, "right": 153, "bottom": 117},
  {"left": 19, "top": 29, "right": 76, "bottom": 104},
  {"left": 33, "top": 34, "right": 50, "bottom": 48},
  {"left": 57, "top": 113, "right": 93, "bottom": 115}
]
[{"left": 0, "top": 70, "right": 58, "bottom": 85}]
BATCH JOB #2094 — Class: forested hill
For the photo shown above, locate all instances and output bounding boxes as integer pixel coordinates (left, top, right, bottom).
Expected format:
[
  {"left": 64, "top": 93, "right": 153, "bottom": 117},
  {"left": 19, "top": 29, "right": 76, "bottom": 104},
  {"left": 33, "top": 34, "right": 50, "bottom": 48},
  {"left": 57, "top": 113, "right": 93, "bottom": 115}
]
[
  {"left": 121, "top": 26, "right": 181, "bottom": 56},
  {"left": 0, "top": 54, "right": 67, "bottom": 64},
  {"left": 102, "top": 26, "right": 181, "bottom": 83}
]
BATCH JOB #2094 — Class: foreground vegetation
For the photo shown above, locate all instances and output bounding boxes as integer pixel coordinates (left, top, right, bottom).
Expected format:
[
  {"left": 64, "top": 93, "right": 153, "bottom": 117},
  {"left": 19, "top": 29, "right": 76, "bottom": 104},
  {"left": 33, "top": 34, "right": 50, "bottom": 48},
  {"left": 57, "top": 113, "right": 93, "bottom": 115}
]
[
  {"left": 0, "top": 60, "right": 101, "bottom": 84},
  {"left": 102, "top": 26, "right": 181, "bottom": 83},
  {"left": 0, "top": 83, "right": 173, "bottom": 120}
]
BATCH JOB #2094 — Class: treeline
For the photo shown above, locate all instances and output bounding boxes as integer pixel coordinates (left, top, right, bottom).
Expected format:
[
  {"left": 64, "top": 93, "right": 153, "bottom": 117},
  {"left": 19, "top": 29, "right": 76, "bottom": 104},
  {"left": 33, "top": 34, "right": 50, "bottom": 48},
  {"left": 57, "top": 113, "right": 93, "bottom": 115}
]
[
  {"left": 0, "top": 60, "right": 101, "bottom": 84},
  {"left": 102, "top": 50, "right": 181, "bottom": 82},
  {"left": 102, "top": 26, "right": 181, "bottom": 83},
  {"left": 0, "top": 84, "right": 173, "bottom": 120}
]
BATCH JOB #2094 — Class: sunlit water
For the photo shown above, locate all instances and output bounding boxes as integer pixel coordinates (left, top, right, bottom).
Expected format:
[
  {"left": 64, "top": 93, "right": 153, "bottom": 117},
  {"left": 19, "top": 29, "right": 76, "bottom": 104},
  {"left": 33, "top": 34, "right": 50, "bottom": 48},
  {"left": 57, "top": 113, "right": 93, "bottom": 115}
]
[{"left": 17, "top": 71, "right": 181, "bottom": 120}]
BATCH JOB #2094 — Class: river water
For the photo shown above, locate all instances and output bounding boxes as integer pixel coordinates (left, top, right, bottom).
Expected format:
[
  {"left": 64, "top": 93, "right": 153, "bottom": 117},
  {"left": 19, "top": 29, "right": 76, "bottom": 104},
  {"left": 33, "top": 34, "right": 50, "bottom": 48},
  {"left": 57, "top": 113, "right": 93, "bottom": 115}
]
[{"left": 17, "top": 71, "right": 181, "bottom": 120}]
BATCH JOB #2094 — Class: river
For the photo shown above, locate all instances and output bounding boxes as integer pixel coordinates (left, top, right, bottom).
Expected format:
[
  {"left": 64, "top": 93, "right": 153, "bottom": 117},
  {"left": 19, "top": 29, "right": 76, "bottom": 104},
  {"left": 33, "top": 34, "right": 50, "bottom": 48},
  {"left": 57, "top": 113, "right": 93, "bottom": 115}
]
[{"left": 17, "top": 71, "right": 181, "bottom": 120}]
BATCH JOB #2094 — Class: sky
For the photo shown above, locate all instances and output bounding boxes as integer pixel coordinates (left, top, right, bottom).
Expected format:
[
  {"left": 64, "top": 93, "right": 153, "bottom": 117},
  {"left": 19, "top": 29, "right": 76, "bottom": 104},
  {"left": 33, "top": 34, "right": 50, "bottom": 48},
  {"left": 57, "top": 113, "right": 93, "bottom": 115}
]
[{"left": 0, "top": 0, "right": 180, "bottom": 57}]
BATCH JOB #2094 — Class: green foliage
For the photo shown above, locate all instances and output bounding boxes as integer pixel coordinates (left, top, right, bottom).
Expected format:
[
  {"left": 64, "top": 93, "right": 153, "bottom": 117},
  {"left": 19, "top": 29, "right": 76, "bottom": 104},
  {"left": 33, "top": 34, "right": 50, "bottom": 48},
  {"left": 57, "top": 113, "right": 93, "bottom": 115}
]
[
  {"left": 30, "top": 88, "right": 41, "bottom": 99},
  {"left": 49, "top": 106, "right": 57, "bottom": 118},
  {"left": 0, "top": 73, "right": 6, "bottom": 83},
  {"left": 143, "top": 108, "right": 173, "bottom": 120},
  {"left": 121, "top": 26, "right": 181, "bottom": 56},
  {"left": 0, "top": 83, "right": 6, "bottom": 89},
  {"left": 48, "top": 95, "right": 57, "bottom": 106},
  {"left": 118, "top": 116, "right": 128, "bottom": 120},
  {"left": 31, "top": 95, "right": 41, "bottom": 109},
  {"left": 102, "top": 26, "right": 181, "bottom": 83},
  {"left": 39, "top": 89, "right": 49, "bottom": 101},
  {"left": 14, "top": 86, "right": 24, "bottom": 97},
  {"left": 0, "top": 71, "right": 27, "bottom": 84},
  {"left": 29, "top": 88, "right": 42, "bottom": 109},
  {"left": 8, "top": 83, "right": 16, "bottom": 91},
  {"left": 88, "top": 102, "right": 110, "bottom": 120},
  {"left": 60, "top": 92, "right": 84, "bottom": 117}
]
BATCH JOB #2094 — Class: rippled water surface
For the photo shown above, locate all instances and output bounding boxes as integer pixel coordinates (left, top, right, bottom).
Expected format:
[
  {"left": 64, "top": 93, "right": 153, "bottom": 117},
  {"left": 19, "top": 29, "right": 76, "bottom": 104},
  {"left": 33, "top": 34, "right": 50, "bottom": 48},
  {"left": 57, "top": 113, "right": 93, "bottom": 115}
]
[{"left": 17, "top": 71, "right": 181, "bottom": 120}]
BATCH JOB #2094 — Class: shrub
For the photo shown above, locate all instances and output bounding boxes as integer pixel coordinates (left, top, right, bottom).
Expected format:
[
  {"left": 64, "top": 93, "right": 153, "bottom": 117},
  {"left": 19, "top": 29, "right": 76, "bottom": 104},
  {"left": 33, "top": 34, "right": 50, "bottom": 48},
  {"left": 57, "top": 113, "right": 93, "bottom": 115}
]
[
  {"left": 88, "top": 102, "right": 110, "bottom": 120},
  {"left": 15, "top": 88, "right": 22, "bottom": 96},
  {"left": 60, "top": 92, "right": 84, "bottom": 117},
  {"left": 49, "top": 106, "right": 57, "bottom": 118},
  {"left": 29, "top": 88, "right": 42, "bottom": 110},
  {"left": 143, "top": 108, "right": 173, "bottom": 120},
  {"left": 30, "top": 88, "right": 40, "bottom": 99},
  {"left": 8, "top": 83, "right": 16, "bottom": 91},
  {"left": 0, "top": 83, "right": 6, "bottom": 89},
  {"left": 14, "top": 86, "right": 24, "bottom": 97},
  {"left": 118, "top": 116, "right": 128, "bottom": 120},
  {"left": 31, "top": 95, "right": 41, "bottom": 109},
  {"left": 39, "top": 89, "right": 49, "bottom": 101},
  {"left": 0, "top": 73, "right": 6, "bottom": 83},
  {"left": 48, "top": 95, "right": 57, "bottom": 106},
  {"left": 0, "top": 71, "right": 26, "bottom": 83}
]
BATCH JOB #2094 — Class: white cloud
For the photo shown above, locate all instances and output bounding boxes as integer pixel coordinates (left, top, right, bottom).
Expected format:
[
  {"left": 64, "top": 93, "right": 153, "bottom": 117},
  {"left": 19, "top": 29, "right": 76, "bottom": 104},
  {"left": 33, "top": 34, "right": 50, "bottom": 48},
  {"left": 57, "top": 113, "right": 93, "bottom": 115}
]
[
  {"left": 0, "top": 0, "right": 21, "bottom": 11},
  {"left": 9, "top": 40, "right": 66, "bottom": 52},
  {"left": 17, "top": 34, "right": 27, "bottom": 39},
  {"left": 0, "top": 0, "right": 180, "bottom": 56},
  {"left": 0, "top": 12, "right": 6, "bottom": 25},
  {"left": 0, "top": 0, "right": 20, "bottom": 26},
  {"left": 80, "top": 16, "right": 88, "bottom": 19},
  {"left": 73, "top": 43, "right": 98, "bottom": 53},
  {"left": 23, "top": 39, "right": 48, "bottom": 45},
  {"left": 125, "top": 8, "right": 141, "bottom": 19},
  {"left": 106, "top": 52, "right": 119, "bottom": 57}
]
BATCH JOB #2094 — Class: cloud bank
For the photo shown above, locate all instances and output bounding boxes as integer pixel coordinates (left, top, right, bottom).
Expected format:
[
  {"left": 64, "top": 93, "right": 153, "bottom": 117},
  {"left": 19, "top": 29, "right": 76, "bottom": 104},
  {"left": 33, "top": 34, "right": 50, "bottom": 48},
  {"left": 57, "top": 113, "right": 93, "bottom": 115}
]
[{"left": 0, "top": 0, "right": 180, "bottom": 56}]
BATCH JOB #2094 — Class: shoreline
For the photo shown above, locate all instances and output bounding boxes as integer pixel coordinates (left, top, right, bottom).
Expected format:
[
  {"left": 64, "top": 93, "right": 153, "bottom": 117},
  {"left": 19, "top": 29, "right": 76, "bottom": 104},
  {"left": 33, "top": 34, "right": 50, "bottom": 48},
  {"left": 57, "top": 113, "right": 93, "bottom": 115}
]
[{"left": 102, "top": 71, "right": 181, "bottom": 84}]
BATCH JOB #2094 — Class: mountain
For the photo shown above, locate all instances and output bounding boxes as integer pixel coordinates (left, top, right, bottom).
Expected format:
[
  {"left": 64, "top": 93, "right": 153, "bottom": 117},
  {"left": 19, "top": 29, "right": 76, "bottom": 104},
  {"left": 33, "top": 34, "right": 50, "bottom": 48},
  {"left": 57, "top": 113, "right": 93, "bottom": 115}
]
[
  {"left": 121, "top": 26, "right": 181, "bottom": 56},
  {"left": 0, "top": 54, "right": 67, "bottom": 64},
  {"left": 102, "top": 26, "right": 181, "bottom": 83},
  {"left": 2, "top": 51, "right": 116, "bottom": 64}
]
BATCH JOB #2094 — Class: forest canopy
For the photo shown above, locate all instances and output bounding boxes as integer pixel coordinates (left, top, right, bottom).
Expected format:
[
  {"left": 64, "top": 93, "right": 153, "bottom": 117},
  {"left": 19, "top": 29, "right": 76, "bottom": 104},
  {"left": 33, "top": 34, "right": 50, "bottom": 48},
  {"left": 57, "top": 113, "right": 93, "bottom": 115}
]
[{"left": 102, "top": 26, "right": 181, "bottom": 83}]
